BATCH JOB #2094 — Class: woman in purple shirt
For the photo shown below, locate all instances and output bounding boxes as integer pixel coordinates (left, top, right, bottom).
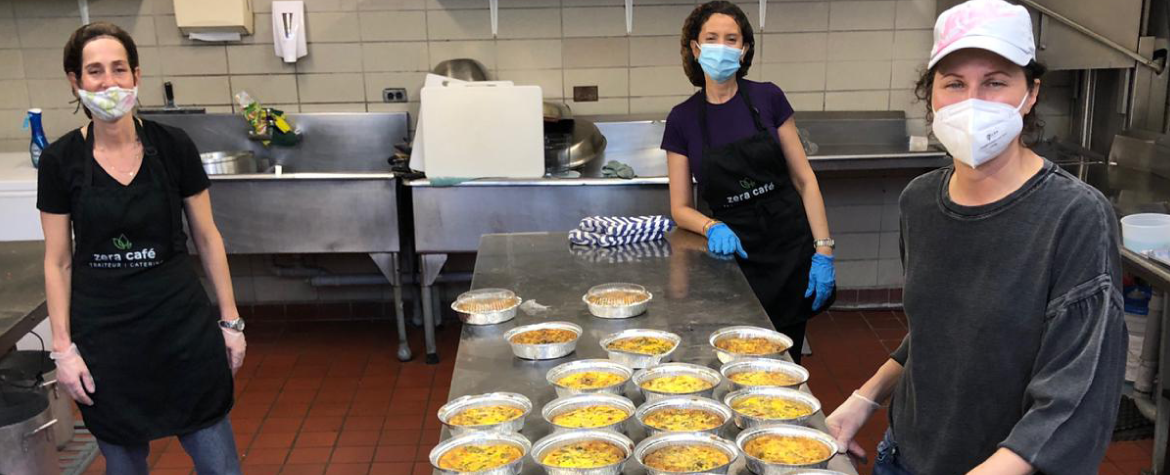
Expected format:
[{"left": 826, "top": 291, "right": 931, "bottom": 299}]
[{"left": 662, "top": 1, "right": 836, "bottom": 360}]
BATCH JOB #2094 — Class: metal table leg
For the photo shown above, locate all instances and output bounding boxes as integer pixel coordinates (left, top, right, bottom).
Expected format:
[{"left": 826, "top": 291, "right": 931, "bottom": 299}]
[
  {"left": 1158, "top": 293, "right": 1170, "bottom": 474},
  {"left": 420, "top": 254, "right": 448, "bottom": 364},
  {"left": 371, "top": 253, "right": 412, "bottom": 362}
]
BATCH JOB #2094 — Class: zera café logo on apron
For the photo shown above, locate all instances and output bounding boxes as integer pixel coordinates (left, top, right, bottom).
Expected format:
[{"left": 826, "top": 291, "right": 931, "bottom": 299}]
[
  {"left": 91, "top": 234, "right": 161, "bottom": 269},
  {"left": 727, "top": 178, "right": 776, "bottom": 205}
]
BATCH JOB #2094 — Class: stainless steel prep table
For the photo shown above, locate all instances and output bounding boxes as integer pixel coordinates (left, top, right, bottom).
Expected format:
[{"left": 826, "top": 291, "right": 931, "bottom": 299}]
[
  {"left": 407, "top": 145, "right": 947, "bottom": 362},
  {"left": 1123, "top": 248, "right": 1170, "bottom": 474},
  {"left": 0, "top": 241, "right": 48, "bottom": 352},
  {"left": 439, "top": 231, "right": 857, "bottom": 474}
]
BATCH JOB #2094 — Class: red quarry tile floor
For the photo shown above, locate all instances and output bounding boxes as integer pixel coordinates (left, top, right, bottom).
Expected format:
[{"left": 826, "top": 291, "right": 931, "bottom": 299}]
[{"left": 78, "top": 311, "right": 1152, "bottom": 475}]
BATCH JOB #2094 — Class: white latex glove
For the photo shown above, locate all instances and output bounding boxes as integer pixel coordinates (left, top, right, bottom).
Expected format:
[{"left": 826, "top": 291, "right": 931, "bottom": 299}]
[
  {"left": 825, "top": 390, "right": 881, "bottom": 461},
  {"left": 49, "top": 343, "right": 95, "bottom": 406},
  {"left": 221, "top": 328, "right": 246, "bottom": 376}
]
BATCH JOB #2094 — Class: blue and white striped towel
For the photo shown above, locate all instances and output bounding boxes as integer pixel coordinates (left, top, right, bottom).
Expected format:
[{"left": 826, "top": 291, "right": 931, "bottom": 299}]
[
  {"left": 568, "top": 229, "right": 667, "bottom": 248},
  {"left": 569, "top": 239, "right": 672, "bottom": 263},
  {"left": 578, "top": 215, "right": 675, "bottom": 237}
]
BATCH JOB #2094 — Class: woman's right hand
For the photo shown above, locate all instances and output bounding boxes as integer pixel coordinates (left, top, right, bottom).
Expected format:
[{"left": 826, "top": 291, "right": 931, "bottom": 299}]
[
  {"left": 50, "top": 343, "right": 96, "bottom": 406},
  {"left": 825, "top": 390, "right": 881, "bottom": 461},
  {"left": 705, "top": 223, "right": 748, "bottom": 258}
]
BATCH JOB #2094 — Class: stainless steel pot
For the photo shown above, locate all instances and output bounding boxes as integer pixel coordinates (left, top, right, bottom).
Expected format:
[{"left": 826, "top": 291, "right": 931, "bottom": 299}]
[
  {"left": 0, "top": 390, "right": 60, "bottom": 475},
  {"left": 200, "top": 151, "right": 257, "bottom": 175},
  {"left": 433, "top": 59, "right": 490, "bottom": 82},
  {"left": 0, "top": 351, "right": 73, "bottom": 448}
]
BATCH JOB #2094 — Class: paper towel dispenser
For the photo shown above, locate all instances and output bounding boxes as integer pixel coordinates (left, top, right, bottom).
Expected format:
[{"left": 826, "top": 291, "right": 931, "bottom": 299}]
[{"left": 173, "top": 0, "right": 254, "bottom": 37}]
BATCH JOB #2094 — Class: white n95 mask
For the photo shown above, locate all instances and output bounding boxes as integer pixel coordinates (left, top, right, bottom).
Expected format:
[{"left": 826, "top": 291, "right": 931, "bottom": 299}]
[{"left": 932, "top": 92, "right": 1028, "bottom": 168}]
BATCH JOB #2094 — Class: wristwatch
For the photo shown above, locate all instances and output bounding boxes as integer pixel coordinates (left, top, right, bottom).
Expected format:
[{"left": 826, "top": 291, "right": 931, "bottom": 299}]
[
  {"left": 813, "top": 238, "right": 836, "bottom": 250},
  {"left": 219, "top": 317, "right": 246, "bottom": 332}
]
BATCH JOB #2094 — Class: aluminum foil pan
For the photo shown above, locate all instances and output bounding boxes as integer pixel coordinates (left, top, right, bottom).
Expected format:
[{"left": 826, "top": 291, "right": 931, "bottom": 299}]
[
  {"left": 582, "top": 283, "right": 652, "bottom": 319},
  {"left": 633, "top": 432, "right": 740, "bottom": 475},
  {"left": 437, "top": 392, "right": 533, "bottom": 435},
  {"left": 547, "top": 359, "right": 634, "bottom": 397},
  {"left": 735, "top": 424, "right": 838, "bottom": 473},
  {"left": 504, "top": 321, "right": 583, "bottom": 360},
  {"left": 452, "top": 288, "right": 522, "bottom": 325},
  {"left": 723, "top": 387, "right": 821, "bottom": 429},
  {"left": 708, "top": 326, "right": 794, "bottom": 364},
  {"left": 633, "top": 363, "right": 722, "bottom": 403},
  {"left": 634, "top": 396, "right": 734, "bottom": 438},
  {"left": 531, "top": 429, "right": 636, "bottom": 475},
  {"left": 719, "top": 358, "right": 810, "bottom": 392},
  {"left": 599, "top": 329, "right": 680, "bottom": 369},
  {"left": 429, "top": 430, "right": 532, "bottom": 475},
  {"left": 542, "top": 393, "right": 636, "bottom": 434}
]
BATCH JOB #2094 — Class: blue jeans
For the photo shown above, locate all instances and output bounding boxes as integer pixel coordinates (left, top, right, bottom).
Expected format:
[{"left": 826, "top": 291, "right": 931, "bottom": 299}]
[
  {"left": 873, "top": 428, "right": 914, "bottom": 475},
  {"left": 95, "top": 416, "right": 242, "bottom": 475}
]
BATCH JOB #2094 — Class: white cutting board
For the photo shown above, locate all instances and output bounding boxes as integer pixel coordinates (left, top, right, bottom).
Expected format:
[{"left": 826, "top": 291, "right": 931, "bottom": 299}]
[{"left": 420, "top": 81, "right": 544, "bottom": 179}]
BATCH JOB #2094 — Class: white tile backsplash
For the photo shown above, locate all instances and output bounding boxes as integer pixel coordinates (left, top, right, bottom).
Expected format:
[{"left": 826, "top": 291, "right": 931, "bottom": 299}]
[
  {"left": 892, "top": 29, "right": 931, "bottom": 60},
  {"left": 786, "top": 92, "right": 824, "bottom": 111},
  {"left": 826, "top": 90, "right": 890, "bottom": 111},
  {"left": 760, "top": 63, "right": 826, "bottom": 92},
  {"left": 564, "top": 68, "right": 630, "bottom": 98},
  {"left": 629, "top": 66, "right": 695, "bottom": 97},
  {"left": 497, "top": 69, "right": 565, "bottom": 99},
  {"left": 827, "top": 31, "right": 894, "bottom": 61},
  {"left": 630, "top": 36, "right": 682, "bottom": 67},
  {"left": 825, "top": 61, "right": 892, "bottom": 91},
  {"left": 427, "top": 8, "right": 493, "bottom": 41},
  {"left": 497, "top": 40, "right": 563, "bottom": 70},
  {"left": 829, "top": 1, "right": 895, "bottom": 31},
  {"left": 428, "top": 41, "right": 498, "bottom": 71},
  {"left": 563, "top": 7, "right": 627, "bottom": 38},
  {"left": 563, "top": 37, "right": 629, "bottom": 69},
  {"left": 498, "top": 8, "right": 563, "bottom": 39},
  {"left": 306, "top": 12, "right": 362, "bottom": 43},
  {"left": 762, "top": 33, "right": 828, "bottom": 63},
  {"left": 895, "top": 0, "right": 935, "bottom": 29},
  {"left": 767, "top": 2, "right": 829, "bottom": 33}
]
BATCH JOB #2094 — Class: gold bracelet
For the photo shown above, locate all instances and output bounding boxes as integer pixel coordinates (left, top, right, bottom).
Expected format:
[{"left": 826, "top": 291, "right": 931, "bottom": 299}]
[{"left": 702, "top": 219, "right": 720, "bottom": 235}]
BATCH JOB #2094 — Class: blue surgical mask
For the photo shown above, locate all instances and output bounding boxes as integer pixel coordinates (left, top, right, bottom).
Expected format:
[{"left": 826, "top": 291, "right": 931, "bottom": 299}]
[{"left": 697, "top": 43, "right": 743, "bottom": 83}]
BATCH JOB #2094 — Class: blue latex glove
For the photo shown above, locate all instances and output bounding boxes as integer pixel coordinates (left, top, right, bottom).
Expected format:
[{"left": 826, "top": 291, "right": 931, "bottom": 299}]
[
  {"left": 805, "top": 253, "right": 836, "bottom": 311},
  {"left": 705, "top": 223, "right": 748, "bottom": 259}
]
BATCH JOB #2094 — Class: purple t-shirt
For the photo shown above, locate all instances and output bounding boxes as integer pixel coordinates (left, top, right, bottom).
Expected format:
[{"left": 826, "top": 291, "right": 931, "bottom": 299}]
[{"left": 660, "top": 80, "right": 795, "bottom": 183}]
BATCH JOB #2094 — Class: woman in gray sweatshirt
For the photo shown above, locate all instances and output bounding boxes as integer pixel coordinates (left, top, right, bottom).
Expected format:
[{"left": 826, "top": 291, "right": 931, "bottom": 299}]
[{"left": 823, "top": 1, "right": 1127, "bottom": 474}]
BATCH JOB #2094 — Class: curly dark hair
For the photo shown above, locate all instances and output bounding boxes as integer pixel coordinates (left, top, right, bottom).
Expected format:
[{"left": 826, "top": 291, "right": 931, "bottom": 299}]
[
  {"left": 63, "top": 22, "right": 139, "bottom": 118},
  {"left": 680, "top": 1, "right": 755, "bottom": 88},
  {"left": 914, "top": 59, "right": 1047, "bottom": 145}
]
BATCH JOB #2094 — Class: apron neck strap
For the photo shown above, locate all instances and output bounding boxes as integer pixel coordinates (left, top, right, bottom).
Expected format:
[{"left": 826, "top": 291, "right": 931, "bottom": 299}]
[{"left": 698, "top": 81, "right": 768, "bottom": 152}]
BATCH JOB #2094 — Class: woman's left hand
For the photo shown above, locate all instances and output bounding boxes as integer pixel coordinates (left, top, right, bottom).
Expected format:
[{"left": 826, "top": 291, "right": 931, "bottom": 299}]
[
  {"left": 805, "top": 253, "right": 836, "bottom": 311},
  {"left": 221, "top": 328, "right": 246, "bottom": 376}
]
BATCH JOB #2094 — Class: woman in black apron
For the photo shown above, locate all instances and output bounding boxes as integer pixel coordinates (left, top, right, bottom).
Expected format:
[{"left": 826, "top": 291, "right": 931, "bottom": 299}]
[
  {"left": 37, "top": 23, "right": 245, "bottom": 474},
  {"left": 662, "top": 2, "right": 836, "bottom": 362}
]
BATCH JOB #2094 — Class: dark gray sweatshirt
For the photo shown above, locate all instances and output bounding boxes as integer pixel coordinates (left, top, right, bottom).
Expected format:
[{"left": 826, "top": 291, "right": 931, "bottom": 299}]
[{"left": 891, "top": 159, "right": 1127, "bottom": 475}]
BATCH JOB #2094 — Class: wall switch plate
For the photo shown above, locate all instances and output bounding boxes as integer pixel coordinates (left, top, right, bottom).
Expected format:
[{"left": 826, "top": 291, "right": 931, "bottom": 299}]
[
  {"left": 382, "top": 88, "right": 408, "bottom": 103},
  {"left": 573, "top": 85, "right": 599, "bottom": 102}
]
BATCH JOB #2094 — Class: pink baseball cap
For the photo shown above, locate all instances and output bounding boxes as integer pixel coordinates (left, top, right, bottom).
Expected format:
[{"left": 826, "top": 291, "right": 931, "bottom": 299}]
[{"left": 928, "top": 0, "right": 1036, "bottom": 69}]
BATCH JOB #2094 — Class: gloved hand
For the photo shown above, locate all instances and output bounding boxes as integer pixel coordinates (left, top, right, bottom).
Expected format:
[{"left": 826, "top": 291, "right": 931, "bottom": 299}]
[
  {"left": 50, "top": 343, "right": 95, "bottom": 406},
  {"left": 221, "top": 328, "right": 246, "bottom": 376},
  {"left": 706, "top": 223, "right": 748, "bottom": 259},
  {"left": 805, "top": 253, "right": 836, "bottom": 311},
  {"left": 825, "top": 390, "right": 881, "bottom": 461}
]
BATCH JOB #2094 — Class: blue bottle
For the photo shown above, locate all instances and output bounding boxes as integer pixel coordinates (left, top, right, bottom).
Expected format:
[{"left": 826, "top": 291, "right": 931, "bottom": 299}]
[{"left": 27, "top": 108, "right": 48, "bottom": 169}]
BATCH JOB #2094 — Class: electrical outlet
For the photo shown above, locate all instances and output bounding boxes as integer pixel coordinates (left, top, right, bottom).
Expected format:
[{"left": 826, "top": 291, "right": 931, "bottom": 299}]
[
  {"left": 573, "top": 86, "right": 599, "bottom": 102},
  {"left": 382, "top": 88, "right": 408, "bottom": 103}
]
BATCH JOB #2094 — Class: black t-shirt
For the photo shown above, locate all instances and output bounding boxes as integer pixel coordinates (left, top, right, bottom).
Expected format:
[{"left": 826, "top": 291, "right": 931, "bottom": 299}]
[{"left": 36, "top": 119, "right": 210, "bottom": 214}]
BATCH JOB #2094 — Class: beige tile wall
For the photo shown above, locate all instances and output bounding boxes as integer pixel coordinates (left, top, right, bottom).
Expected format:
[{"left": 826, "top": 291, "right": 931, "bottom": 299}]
[{"left": 0, "top": 0, "right": 1074, "bottom": 152}]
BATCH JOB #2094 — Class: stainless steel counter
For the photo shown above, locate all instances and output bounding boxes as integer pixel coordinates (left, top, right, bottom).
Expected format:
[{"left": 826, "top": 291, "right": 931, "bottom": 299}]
[
  {"left": 0, "top": 241, "right": 47, "bottom": 352},
  {"left": 441, "top": 231, "right": 857, "bottom": 474},
  {"left": 1123, "top": 247, "right": 1170, "bottom": 475}
]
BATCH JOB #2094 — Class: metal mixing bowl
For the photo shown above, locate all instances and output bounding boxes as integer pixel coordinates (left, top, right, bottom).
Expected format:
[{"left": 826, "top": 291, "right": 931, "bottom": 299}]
[
  {"left": 503, "top": 322, "right": 582, "bottom": 360},
  {"left": 582, "top": 283, "right": 652, "bottom": 319},
  {"left": 547, "top": 359, "right": 634, "bottom": 397},
  {"left": 452, "top": 288, "right": 522, "bottom": 325},
  {"left": 723, "top": 387, "right": 821, "bottom": 429},
  {"left": 633, "top": 432, "right": 740, "bottom": 475},
  {"left": 735, "top": 424, "right": 838, "bottom": 473},
  {"left": 719, "top": 358, "right": 810, "bottom": 392},
  {"left": 542, "top": 393, "right": 636, "bottom": 434},
  {"left": 531, "top": 430, "right": 636, "bottom": 475},
  {"left": 599, "top": 329, "right": 680, "bottom": 369},
  {"left": 633, "top": 363, "right": 722, "bottom": 403},
  {"left": 634, "top": 396, "right": 734, "bottom": 437},
  {"left": 708, "top": 326, "right": 794, "bottom": 364},
  {"left": 437, "top": 392, "right": 532, "bottom": 435},
  {"left": 429, "top": 430, "right": 531, "bottom": 475}
]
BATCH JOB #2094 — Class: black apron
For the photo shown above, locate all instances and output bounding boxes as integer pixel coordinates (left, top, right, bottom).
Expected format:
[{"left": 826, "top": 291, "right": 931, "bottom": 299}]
[
  {"left": 697, "top": 83, "right": 831, "bottom": 328},
  {"left": 69, "top": 120, "right": 233, "bottom": 445}
]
